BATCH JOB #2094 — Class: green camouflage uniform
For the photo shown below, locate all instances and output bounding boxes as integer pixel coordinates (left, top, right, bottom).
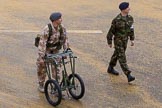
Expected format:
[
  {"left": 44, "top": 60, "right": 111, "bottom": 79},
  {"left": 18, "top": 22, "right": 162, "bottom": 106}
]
[{"left": 107, "top": 13, "right": 135, "bottom": 75}]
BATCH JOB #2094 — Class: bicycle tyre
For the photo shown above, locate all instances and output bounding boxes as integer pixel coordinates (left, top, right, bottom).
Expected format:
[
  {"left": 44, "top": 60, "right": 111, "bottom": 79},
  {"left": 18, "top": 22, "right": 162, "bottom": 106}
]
[
  {"left": 44, "top": 79, "right": 62, "bottom": 106},
  {"left": 68, "top": 73, "right": 85, "bottom": 99}
]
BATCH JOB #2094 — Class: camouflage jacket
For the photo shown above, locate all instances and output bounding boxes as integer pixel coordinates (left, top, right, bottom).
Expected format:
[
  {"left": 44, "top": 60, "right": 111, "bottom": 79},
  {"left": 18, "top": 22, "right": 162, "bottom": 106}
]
[
  {"left": 38, "top": 22, "right": 69, "bottom": 58},
  {"left": 107, "top": 13, "right": 135, "bottom": 45}
]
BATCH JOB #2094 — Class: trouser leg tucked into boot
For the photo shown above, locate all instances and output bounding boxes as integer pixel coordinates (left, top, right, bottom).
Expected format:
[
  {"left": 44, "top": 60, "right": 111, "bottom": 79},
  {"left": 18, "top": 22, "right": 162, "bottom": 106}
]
[{"left": 125, "top": 70, "right": 135, "bottom": 82}]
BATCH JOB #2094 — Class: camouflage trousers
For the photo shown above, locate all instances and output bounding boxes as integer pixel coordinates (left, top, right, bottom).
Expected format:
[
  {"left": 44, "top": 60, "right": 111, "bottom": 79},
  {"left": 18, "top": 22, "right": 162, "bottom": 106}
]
[
  {"left": 36, "top": 49, "right": 61, "bottom": 85},
  {"left": 109, "top": 39, "right": 130, "bottom": 75}
]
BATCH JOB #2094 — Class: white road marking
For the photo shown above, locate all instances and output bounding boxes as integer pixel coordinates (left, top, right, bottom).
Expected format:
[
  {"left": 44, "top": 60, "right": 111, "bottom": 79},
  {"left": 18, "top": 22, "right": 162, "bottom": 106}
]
[
  {"left": 67, "top": 30, "right": 103, "bottom": 34},
  {"left": 0, "top": 30, "right": 103, "bottom": 34}
]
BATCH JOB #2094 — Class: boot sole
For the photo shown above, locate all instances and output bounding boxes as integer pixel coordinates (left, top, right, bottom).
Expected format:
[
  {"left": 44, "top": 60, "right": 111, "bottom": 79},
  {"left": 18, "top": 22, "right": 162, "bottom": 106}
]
[
  {"left": 107, "top": 71, "right": 119, "bottom": 75},
  {"left": 128, "top": 78, "right": 135, "bottom": 82}
]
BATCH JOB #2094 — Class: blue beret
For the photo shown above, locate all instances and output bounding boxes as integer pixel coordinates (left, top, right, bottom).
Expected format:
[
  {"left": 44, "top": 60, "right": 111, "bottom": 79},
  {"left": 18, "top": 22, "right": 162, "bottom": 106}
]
[
  {"left": 119, "top": 2, "right": 129, "bottom": 10},
  {"left": 49, "top": 12, "right": 62, "bottom": 22}
]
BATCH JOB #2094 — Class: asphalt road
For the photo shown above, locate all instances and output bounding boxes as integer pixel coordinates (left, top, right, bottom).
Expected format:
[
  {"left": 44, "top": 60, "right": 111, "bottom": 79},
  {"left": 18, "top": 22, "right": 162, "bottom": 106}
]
[{"left": 0, "top": 0, "right": 162, "bottom": 108}]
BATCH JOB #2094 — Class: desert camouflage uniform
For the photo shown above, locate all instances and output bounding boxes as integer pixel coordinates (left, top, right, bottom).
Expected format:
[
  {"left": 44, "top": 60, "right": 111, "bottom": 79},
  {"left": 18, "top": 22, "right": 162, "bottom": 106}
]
[
  {"left": 107, "top": 13, "right": 135, "bottom": 75},
  {"left": 36, "top": 22, "right": 69, "bottom": 85}
]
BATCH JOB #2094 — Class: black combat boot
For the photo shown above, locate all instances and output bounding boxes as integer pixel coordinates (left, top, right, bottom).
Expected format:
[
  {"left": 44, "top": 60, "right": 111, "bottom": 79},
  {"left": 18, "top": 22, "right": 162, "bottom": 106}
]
[
  {"left": 127, "top": 74, "right": 135, "bottom": 82},
  {"left": 107, "top": 66, "right": 119, "bottom": 75}
]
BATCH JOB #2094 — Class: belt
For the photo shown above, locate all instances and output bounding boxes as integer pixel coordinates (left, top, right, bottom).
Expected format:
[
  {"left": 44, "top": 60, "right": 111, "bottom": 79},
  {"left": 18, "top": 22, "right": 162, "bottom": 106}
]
[{"left": 114, "top": 36, "right": 128, "bottom": 40}]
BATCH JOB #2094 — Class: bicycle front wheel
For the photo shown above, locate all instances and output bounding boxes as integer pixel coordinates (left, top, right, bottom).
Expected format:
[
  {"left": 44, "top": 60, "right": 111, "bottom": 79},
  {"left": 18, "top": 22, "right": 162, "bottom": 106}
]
[
  {"left": 44, "top": 79, "right": 62, "bottom": 106},
  {"left": 68, "top": 73, "right": 85, "bottom": 100}
]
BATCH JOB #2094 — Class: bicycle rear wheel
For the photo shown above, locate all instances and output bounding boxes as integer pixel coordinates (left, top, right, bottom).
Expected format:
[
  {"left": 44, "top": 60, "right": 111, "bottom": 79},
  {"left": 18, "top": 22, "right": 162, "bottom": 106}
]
[
  {"left": 68, "top": 73, "right": 85, "bottom": 99},
  {"left": 44, "top": 79, "right": 62, "bottom": 106}
]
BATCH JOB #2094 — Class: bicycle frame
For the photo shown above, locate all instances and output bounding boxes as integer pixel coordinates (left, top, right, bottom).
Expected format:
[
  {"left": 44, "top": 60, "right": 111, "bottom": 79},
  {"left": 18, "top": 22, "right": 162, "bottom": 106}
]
[{"left": 44, "top": 50, "right": 77, "bottom": 91}]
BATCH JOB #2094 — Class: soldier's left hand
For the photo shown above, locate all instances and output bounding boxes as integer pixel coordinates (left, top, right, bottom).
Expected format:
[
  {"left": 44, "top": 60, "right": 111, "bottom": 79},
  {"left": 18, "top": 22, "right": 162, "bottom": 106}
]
[{"left": 131, "top": 41, "right": 134, "bottom": 46}]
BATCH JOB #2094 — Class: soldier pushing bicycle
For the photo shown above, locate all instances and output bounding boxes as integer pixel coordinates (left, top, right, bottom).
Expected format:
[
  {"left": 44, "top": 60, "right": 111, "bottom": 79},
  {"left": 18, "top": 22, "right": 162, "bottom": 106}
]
[
  {"left": 36, "top": 12, "right": 69, "bottom": 93},
  {"left": 35, "top": 12, "right": 85, "bottom": 106}
]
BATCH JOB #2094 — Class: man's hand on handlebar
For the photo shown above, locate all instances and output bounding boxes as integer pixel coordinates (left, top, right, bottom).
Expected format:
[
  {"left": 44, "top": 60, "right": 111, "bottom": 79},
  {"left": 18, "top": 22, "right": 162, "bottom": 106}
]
[{"left": 64, "top": 48, "right": 72, "bottom": 53}]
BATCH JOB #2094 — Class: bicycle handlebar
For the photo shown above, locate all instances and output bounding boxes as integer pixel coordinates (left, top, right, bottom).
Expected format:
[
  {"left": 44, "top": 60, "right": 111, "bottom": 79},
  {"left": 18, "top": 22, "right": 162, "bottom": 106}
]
[{"left": 45, "top": 50, "right": 74, "bottom": 60}]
